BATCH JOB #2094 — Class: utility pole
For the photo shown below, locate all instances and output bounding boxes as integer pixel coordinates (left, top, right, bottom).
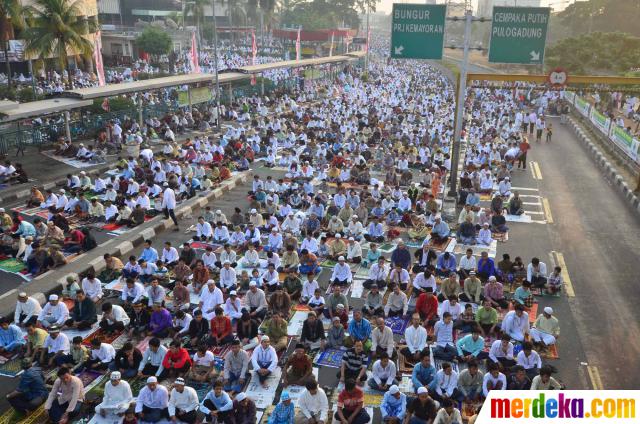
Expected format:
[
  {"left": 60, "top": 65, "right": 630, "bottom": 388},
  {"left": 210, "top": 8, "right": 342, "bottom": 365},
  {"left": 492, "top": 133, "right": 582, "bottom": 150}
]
[
  {"left": 211, "top": 0, "right": 221, "bottom": 128},
  {"left": 365, "top": 0, "right": 370, "bottom": 75},
  {"left": 447, "top": 3, "right": 472, "bottom": 198}
]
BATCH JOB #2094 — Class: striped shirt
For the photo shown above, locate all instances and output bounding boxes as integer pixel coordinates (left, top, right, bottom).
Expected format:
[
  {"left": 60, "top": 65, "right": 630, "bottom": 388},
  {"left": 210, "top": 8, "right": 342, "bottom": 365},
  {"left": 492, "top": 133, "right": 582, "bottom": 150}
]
[{"left": 342, "top": 349, "right": 368, "bottom": 372}]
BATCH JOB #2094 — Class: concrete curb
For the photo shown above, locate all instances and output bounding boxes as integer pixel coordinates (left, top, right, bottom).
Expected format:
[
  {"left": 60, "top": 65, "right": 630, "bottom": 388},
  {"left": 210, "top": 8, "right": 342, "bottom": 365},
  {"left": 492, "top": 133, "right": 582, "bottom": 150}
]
[
  {"left": 0, "top": 171, "right": 249, "bottom": 318},
  {"left": 567, "top": 117, "right": 640, "bottom": 218}
]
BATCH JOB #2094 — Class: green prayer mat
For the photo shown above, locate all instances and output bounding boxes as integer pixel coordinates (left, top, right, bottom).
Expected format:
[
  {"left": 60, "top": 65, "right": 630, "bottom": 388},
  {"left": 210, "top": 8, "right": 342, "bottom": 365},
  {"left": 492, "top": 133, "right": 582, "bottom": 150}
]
[{"left": 0, "top": 258, "right": 26, "bottom": 274}]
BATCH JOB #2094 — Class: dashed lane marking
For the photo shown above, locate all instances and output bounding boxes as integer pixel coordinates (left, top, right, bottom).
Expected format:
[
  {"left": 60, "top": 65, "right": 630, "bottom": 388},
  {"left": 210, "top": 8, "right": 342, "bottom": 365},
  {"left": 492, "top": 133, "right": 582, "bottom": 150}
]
[
  {"left": 542, "top": 197, "right": 554, "bottom": 224},
  {"left": 551, "top": 251, "right": 575, "bottom": 297},
  {"left": 533, "top": 161, "right": 543, "bottom": 180},
  {"left": 587, "top": 365, "right": 604, "bottom": 390}
]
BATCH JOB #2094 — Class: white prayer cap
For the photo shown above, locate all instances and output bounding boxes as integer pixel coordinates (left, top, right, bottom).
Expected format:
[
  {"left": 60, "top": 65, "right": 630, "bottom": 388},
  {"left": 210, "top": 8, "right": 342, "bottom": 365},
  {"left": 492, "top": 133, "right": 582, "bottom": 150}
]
[
  {"left": 110, "top": 371, "right": 121, "bottom": 380},
  {"left": 59, "top": 189, "right": 65, "bottom": 194},
  {"left": 335, "top": 234, "right": 342, "bottom": 239},
  {"left": 348, "top": 237, "right": 355, "bottom": 241},
  {"left": 207, "top": 279, "right": 215, "bottom": 285},
  {"left": 250, "top": 209, "right": 258, "bottom": 214},
  {"left": 544, "top": 307, "right": 553, "bottom": 315},
  {"left": 230, "top": 290, "right": 237, "bottom": 296},
  {"left": 236, "top": 392, "right": 247, "bottom": 401},
  {"left": 175, "top": 377, "right": 185, "bottom": 385},
  {"left": 417, "top": 387, "right": 429, "bottom": 394},
  {"left": 352, "top": 215, "right": 358, "bottom": 219},
  {"left": 146, "top": 376, "right": 157, "bottom": 384},
  {"left": 338, "top": 256, "right": 345, "bottom": 261},
  {"left": 337, "top": 303, "right": 345, "bottom": 309},
  {"left": 434, "top": 213, "right": 441, "bottom": 219},
  {"left": 488, "top": 276, "right": 497, "bottom": 282},
  {"left": 482, "top": 222, "right": 490, "bottom": 226},
  {"left": 49, "top": 294, "right": 58, "bottom": 301},
  {"left": 18, "top": 292, "right": 27, "bottom": 298},
  {"left": 216, "top": 210, "right": 222, "bottom": 214},
  {"left": 261, "top": 335, "right": 270, "bottom": 342},
  {"left": 389, "top": 385, "right": 400, "bottom": 394},
  {"left": 271, "top": 227, "right": 277, "bottom": 232},
  {"left": 249, "top": 281, "right": 257, "bottom": 287}
]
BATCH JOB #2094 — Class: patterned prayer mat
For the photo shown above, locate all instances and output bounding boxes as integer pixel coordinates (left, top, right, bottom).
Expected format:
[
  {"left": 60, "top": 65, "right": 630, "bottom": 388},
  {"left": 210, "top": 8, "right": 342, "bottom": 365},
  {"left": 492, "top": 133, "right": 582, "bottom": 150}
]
[
  {"left": 0, "top": 358, "right": 23, "bottom": 377},
  {"left": 82, "top": 329, "right": 122, "bottom": 346},
  {"left": 76, "top": 369, "right": 103, "bottom": 387},
  {"left": 0, "top": 258, "right": 27, "bottom": 273},
  {"left": 136, "top": 336, "right": 152, "bottom": 353},
  {"left": 314, "top": 348, "right": 346, "bottom": 368},
  {"left": 384, "top": 315, "right": 410, "bottom": 335},
  {"left": 129, "top": 377, "right": 147, "bottom": 396},
  {"left": 191, "top": 381, "right": 211, "bottom": 402},
  {"left": 539, "top": 343, "right": 559, "bottom": 360},
  {"left": 0, "top": 404, "right": 46, "bottom": 424}
]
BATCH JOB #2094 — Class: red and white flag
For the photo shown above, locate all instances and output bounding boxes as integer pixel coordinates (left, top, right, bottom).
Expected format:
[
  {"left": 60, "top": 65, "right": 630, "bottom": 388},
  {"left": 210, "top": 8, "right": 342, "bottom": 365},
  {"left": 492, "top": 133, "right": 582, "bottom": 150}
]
[
  {"left": 295, "top": 26, "right": 301, "bottom": 61},
  {"left": 251, "top": 29, "right": 257, "bottom": 85},
  {"left": 93, "top": 31, "right": 105, "bottom": 86},
  {"left": 329, "top": 32, "right": 335, "bottom": 57},
  {"left": 190, "top": 31, "right": 200, "bottom": 73}
]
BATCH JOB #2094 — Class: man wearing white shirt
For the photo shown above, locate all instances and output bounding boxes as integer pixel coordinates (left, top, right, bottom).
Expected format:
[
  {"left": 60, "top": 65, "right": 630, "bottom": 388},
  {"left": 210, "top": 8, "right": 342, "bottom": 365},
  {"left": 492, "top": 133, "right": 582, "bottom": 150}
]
[
  {"left": 433, "top": 313, "right": 456, "bottom": 361},
  {"left": 482, "top": 363, "right": 507, "bottom": 397},
  {"left": 95, "top": 372, "right": 133, "bottom": 421},
  {"left": 300, "top": 274, "right": 319, "bottom": 303},
  {"left": 432, "top": 362, "right": 459, "bottom": 403},
  {"left": 135, "top": 376, "right": 169, "bottom": 422},
  {"left": 281, "top": 213, "right": 300, "bottom": 235},
  {"left": 122, "top": 279, "right": 146, "bottom": 305},
  {"left": 40, "top": 326, "right": 70, "bottom": 367},
  {"left": 168, "top": 378, "right": 199, "bottom": 423},
  {"left": 397, "top": 193, "right": 412, "bottom": 212},
  {"left": 201, "top": 247, "right": 217, "bottom": 270},
  {"left": 146, "top": 280, "right": 167, "bottom": 307},
  {"left": 368, "top": 353, "right": 398, "bottom": 391},
  {"left": 223, "top": 291, "right": 243, "bottom": 320},
  {"left": 161, "top": 184, "right": 179, "bottom": 229},
  {"left": 401, "top": 314, "right": 428, "bottom": 362},
  {"left": 194, "top": 217, "right": 213, "bottom": 242},
  {"left": 527, "top": 257, "right": 548, "bottom": 288},
  {"left": 300, "top": 234, "right": 318, "bottom": 254},
  {"left": 251, "top": 336, "right": 278, "bottom": 387},
  {"left": 81, "top": 274, "right": 103, "bottom": 302},
  {"left": 99, "top": 302, "right": 130, "bottom": 333},
  {"left": 161, "top": 242, "right": 179, "bottom": 266},
  {"left": 488, "top": 335, "right": 516, "bottom": 368},
  {"left": 501, "top": 305, "right": 529, "bottom": 342},
  {"left": 516, "top": 341, "right": 542, "bottom": 379},
  {"left": 296, "top": 380, "right": 328, "bottom": 424},
  {"left": 265, "top": 228, "right": 283, "bottom": 252},
  {"left": 85, "top": 339, "right": 116, "bottom": 371},
  {"left": 14, "top": 292, "right": 42, "bottom": 326},
  {"left": 218, "top": 262, "right": 237, "bottom": 292},
  {"left": 457, "top": 248, "right": 476, "bottom": 279},
  {"left": 199, "top": 280, "right": 223, "bottom": 320},
  {"left": 330, "top": 256, "right": 352, "bottom": 286},
  {"left": 213, "top": 223, "right": 230, "bottom": 243},
  {"left": 104, "top": 201, "right": 119, "bottom": 222},
  {"left": 346, "top": 216, "right": 364, "bottom": 240},
  {"left": 37, "top": 295, "right": 69, "bottom": 328},
  {"left": 388, "top": 264, "right": 410, "bottom": 291}
]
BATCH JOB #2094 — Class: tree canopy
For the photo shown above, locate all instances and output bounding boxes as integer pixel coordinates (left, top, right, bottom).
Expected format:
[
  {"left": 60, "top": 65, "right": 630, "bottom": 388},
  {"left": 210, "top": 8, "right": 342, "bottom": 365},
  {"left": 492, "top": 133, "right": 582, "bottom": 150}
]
[
  {"left": 545, "top": 32, "right": 640, "bottom": 75},
  {"left": 281, "top": 0, "right": 379, "bottom": 31},
  {"left": 552, "top": 0, "right": 640, "bottom": 39},
  {"left": 135, "top": 26, "right": 173, "bottom": 57}
]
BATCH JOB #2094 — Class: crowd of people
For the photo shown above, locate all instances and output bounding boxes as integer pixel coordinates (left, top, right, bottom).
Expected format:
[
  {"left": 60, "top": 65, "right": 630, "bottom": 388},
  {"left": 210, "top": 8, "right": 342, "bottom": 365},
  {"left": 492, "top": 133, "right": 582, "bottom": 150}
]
[{"left": 0, "top": 36, "right": 568, "bottom": 424}]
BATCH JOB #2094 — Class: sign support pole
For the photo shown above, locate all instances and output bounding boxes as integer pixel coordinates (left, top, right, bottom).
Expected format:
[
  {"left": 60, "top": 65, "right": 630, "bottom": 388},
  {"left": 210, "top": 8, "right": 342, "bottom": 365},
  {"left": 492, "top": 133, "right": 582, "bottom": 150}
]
[{"left": 448, "top": 9, "right": 472, "bottom": 197}]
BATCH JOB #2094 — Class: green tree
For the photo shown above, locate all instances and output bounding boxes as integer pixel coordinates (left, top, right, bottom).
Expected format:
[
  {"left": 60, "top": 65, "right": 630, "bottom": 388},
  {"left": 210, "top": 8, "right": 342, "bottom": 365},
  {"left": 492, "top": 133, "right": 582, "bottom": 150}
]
[
  {"left": 554, "top": 0, "right": 640, "bottom": 39},
  {"left": 545, "top": 32, "right": 640, "bottom": 75},
  {"left": 185, "top": 0, "right": 208, "bottom": 42},
  {"left": 0, "top": 0, "right": 26, "bottom": 89},
  {"left": 23, "top": 0, "right": 93, "bottom": 89},
  {"left": 135, "top": 26, "right": 173, "bottom": 63}
]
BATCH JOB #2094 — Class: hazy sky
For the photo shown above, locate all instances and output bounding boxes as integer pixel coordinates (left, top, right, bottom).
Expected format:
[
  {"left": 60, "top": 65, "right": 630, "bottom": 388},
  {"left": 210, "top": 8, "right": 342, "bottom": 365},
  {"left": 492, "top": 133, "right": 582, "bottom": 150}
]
[{"left": 376, "top": 0, "right": 573, "bottom": 14}]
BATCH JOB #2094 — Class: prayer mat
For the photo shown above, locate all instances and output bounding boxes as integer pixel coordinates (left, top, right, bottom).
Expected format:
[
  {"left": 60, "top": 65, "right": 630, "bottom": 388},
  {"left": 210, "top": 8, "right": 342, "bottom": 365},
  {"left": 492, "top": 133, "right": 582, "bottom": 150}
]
[
  {"left": 82, "top": 329, "right": 122, "bottom": 346},
  {"left": 191, "top": 381, "right": 211, "bottom": 402},
  {"left": 427, "top": 236, "right": 452, "bottom": 252},
  {"left": 0, "top": 351, "right": 16, "bottom": 364},
  {"left": 538, "top": 343, "right": 559, "bottom": 360},
  {"left": 101, "top": 222, "right": 123, "bottom": 231},
  {"left": 384, "top": 316, "right": 409, "bottom": 335},
  {"left": 320, "top": 259, "right": 337, "bottom": 268},
  {"left": 190, "top": 241, "right": 223, "bottom": 254},
  {"left": 136, "top": 336, "right": 152, "bottom": 353},
  {"left": 397, "top": 348, "right": 417, "bottom": 373},
  {"left": 405, "top": 239, "right": 424, "bottom": 249},
  {"left": 363, "top": 392, "right": 384, "bottom": 407},
  {"left": 0, "top": 404, "right": 46, "bottom": 424},
  {"left": 211, "top": 344, "right": 231, "bottom": 359},
  {"left": 63, "top": 298, "right": 75, "bottom": 312},
  {"left": 479, "top": 193, "right": 492, "bottom": 201},
  {"left": 325, "top": 283, "right": 351, "bottom": 297},
  {"left": 0, "top": 258, "right": 27, "bottom": 273},
  {"left": 505, "top": 214, "right": 533, "bottom": 223},
  {"left": 294, "top": 304, "right": 311, "bottom": 311},
  {"left": 287, "top": 311, "right": 309, "bottom": 336},
  {"left": 76, "top": 369, "right": 103, "bottom": 387},
  {"left": 508, "top": 302, "right": 538, "bottom": 323},
  {"left": 129, "top": 377, "right": 147, "bottom": 396},
  {"left": 0, "top": 358, "right": 23, "bottom": 377},
  {"left": 377, "top": 242, "right": 396, "bottom": 253},
  {"left": 245, "top": 367, "right": 282, "bottom": 409},
  {"left": 314, "top": 348, "right": 346, "bottom": 368},
  {"left": 493, "top": 232, "right": 509, "bottom": 242}
]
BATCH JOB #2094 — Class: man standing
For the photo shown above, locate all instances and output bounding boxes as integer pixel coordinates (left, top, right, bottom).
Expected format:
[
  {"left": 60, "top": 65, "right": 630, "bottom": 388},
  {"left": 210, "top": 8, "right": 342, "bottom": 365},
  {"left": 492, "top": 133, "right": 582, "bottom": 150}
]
[{"left": 162, "top": 183, "right": 179, "bottom": 230}]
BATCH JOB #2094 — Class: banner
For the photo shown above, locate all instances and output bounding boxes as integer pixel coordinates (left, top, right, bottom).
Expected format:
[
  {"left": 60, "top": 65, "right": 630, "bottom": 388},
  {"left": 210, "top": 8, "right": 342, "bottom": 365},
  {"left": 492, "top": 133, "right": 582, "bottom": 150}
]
[
  {"left": 93, "top": 31, "right": 105, "bottom": 86},
  {"left": 177, "top": 86, "right": 213, "bottom": 107},
  {"left": 476, "top": 390, "right": 638, "bottom": 423},
  {"left": 574, "top": 95, "right": 590, "bottom": 117},
  {"left": 295, "top": 26, "right": 301, "bottom": 61},
  {"left": 563, "top": 90, "right": 575, "bottom": 104},
  {"left": 190, "top": 31, "right": 200, "bottom": 73},
  {"left": 609, "top": 126, "right": 640, "bottom": 163},
  {"left": 589, "top": 107, "right": 611, "bottom": 135}
]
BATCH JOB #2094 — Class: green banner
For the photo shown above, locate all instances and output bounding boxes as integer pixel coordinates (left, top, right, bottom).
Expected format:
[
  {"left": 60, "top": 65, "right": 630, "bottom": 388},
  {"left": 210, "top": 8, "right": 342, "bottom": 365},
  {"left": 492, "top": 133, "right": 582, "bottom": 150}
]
[
  {"left": 178, "top": 87, "right": 213, "bottom": 107},
  {"left": 390, "top": 3, "right": 446, "bottom": 60},
  {"left": 489, "top": 6, "right": 550, "bottom": 64},
  {"left": 589, "top": 108, "right": 610, "bottom": 134},
  {"left": 574, "top": 96, "right": 590, "bottom": 116},
  {"left": 610, "top": 126, "right": 633, "bottom": 149}
]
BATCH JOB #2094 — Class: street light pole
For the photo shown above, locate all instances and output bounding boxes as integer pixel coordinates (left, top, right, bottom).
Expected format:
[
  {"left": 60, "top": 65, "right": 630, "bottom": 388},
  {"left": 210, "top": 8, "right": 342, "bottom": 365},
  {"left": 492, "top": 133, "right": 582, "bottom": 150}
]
[
  {"left": 447, "top": 7, "right": 472, "bottom": 198},
  {"left": 365, "top": 0, "right": 370, "bottom": 75},
  {"left": 211, "top": 0, "right": 221, "bottom": 128}
]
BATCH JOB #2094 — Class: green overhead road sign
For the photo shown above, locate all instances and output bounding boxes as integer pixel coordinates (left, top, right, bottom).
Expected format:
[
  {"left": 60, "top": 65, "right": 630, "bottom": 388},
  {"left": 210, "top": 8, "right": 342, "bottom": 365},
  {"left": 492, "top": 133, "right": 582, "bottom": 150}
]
[
  {"left": 489, "top": 6, "right": 550, "bottom": 64},
  {"left": 390, "top": 3, "right": 446, "bottom": 60}
]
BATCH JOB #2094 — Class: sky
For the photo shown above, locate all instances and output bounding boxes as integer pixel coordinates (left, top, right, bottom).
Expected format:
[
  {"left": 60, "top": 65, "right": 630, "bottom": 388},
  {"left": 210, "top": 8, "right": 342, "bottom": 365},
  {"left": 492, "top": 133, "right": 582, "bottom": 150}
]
[{"left": 375, "top": 0, "right": 574, "bottom": 15}]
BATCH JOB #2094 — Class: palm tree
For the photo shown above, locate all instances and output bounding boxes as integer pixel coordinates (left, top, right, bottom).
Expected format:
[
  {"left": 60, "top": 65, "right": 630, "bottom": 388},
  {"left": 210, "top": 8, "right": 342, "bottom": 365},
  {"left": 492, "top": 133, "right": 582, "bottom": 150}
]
[
  {"left": 0, "top": 0, "right": 26, "bottom": 89},
  {"left": 23, "top": 0, "right": 94, "bottom": 89}
]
